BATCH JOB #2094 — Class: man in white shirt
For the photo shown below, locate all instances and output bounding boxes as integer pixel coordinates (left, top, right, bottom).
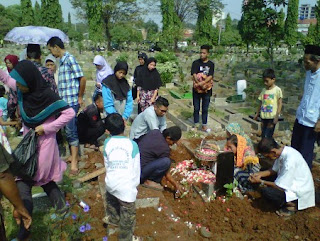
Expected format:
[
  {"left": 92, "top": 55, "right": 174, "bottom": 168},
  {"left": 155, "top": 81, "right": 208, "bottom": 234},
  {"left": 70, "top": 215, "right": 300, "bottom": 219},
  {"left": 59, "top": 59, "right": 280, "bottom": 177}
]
[
  {"left": 129, "top": 96, "right": 168, "bottom": 142},
  {"left": 250, "top": 138, "right": 315, "bottom": 217}
]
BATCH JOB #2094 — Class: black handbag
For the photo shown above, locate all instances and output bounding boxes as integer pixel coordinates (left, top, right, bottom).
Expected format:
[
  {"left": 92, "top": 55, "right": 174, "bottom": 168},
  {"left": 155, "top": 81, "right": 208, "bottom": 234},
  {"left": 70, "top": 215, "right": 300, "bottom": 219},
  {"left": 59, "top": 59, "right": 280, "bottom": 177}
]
[{"left": 11, "top": 129, "right": 38, "bottom": 180}]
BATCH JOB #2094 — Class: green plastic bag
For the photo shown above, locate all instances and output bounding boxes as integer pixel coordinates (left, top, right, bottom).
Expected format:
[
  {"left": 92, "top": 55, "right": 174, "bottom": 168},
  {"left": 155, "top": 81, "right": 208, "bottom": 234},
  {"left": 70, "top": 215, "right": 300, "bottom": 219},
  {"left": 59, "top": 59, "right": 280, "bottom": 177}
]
[{"left": 11, "top": 129, "right": 38, "bottom": 180}]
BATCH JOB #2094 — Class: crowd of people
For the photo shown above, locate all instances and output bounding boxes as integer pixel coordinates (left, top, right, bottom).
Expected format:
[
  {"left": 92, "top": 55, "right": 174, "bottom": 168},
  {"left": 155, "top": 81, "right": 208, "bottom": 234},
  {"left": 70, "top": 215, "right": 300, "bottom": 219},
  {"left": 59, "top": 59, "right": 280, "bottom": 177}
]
[{"left": 0, "top": 38, "right": 318, "bottom": 240}]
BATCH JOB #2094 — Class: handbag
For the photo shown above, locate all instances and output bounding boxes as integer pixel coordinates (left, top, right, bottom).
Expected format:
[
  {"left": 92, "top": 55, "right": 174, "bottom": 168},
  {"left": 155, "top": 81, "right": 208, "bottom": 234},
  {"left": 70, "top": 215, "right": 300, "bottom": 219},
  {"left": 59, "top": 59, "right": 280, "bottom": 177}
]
[{"left": 11, "top": 129, "right": 38, "bottom": 180}]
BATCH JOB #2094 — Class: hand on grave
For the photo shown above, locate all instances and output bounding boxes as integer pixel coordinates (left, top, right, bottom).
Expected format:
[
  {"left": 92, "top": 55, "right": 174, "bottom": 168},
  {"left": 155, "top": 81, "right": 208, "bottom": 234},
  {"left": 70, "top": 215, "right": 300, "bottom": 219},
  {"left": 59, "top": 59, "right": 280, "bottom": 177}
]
[
  {"left": 273, "top": 116, "right": 279, "bottom": 125},
  {"left": 35, "top": 125, "right": 45, "bottom": 136},
  {"left": 315, "top": 120, "right": 320, "bottom": 132}
]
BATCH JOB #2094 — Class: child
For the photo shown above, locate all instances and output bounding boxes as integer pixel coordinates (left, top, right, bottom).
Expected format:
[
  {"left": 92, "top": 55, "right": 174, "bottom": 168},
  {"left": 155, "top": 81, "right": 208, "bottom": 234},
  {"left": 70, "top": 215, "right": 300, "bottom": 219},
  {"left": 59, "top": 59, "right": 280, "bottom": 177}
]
[
  {"left": 103, "top": 113, "right": 140, "bottom": 240},
  {"left": 0, "top": 86, "right": 8, "bottom": 121},
  {"left": 254, "top": 69, "right": 283, "bottom": 138},
  {"left": 250, "top": 138, "right": 315, "bottom": 217},
  {"left": 225, "top": 134, "right": 260, "bottom": 193}
]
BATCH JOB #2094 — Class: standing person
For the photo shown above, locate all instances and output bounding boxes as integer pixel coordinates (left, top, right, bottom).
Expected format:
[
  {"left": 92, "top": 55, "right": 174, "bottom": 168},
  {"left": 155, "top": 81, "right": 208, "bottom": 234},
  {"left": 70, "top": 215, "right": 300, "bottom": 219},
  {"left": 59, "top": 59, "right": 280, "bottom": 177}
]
[
  {"left": 103, "top": 113, "right": 140, "bottom": 241},
  {"left": 102, "top": 61, "right": 133, "bottom": 122},
  {"left": 4, "top": 55, "right": 19, "bottom": 121},
  {"left": 129, "top": 96, "right": 168, "bottom": 142},
  {"left": 135, "top": 57, "right": 162, "bottom": 113},
  {"left": 138, "top": 126, "right": 184, "bottom": 193},
  {"left": 26, "top": 44, "right": 58, "bottom": 94},
  {"left": 254, "top": 69, "right": 283, "bottom": 138},
  {"left": 0, "top": 144, "right": 32, "bottom": 241},
  {"left": 78, "top": 93, "right": 105, "bottom": 150},
  {"left": 191, "top": 45, "right": 214, "bottom": 132},
  {"left": 291, "top": 45, "right": 320, "bottom": 169},
  {"left": 250, "top": 138, "right": 315, "bottom": 216},
  {"left": 47, "top": 37, "right": 87, "bottom": 175},
  {"left": 132, "top": 52, "right": 148, "bottom": 101},
  {"left": 0, "top": 85, "right": 8, "bottom": 122},
  {"left": 93, "top": 55, "right": 113, "bottom": 100},
  {"left": 45, "top": 54, "right": 59, "bottom": 86},
  {"left": 0, "top": 60, "right": 75, "bottom": 240}
]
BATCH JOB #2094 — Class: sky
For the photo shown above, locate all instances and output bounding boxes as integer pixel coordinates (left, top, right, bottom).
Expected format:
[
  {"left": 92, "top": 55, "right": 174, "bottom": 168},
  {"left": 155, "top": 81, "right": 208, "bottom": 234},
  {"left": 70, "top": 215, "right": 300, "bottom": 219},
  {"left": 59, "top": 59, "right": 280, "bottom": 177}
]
[{"left": 0, "top": 0, "right": 317, "bottom": 25}]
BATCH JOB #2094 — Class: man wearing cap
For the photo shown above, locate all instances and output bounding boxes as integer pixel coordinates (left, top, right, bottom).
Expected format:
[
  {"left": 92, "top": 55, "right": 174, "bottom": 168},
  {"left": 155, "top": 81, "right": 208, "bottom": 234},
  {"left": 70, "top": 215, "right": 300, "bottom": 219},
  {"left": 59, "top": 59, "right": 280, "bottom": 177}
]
[{"left": 291, "top": 45, "right": 320, "bottom": 169}]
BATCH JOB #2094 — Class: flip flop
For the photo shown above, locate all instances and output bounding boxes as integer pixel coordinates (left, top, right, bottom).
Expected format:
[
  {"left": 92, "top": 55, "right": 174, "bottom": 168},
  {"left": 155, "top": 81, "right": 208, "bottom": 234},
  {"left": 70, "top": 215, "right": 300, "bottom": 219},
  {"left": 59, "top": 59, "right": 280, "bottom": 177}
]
[
  {"left": 276, "top": 207, "right": 296, "bottom": 217},
  {"left": 141, "top": 183, "right": 164, "bottom": 191}
]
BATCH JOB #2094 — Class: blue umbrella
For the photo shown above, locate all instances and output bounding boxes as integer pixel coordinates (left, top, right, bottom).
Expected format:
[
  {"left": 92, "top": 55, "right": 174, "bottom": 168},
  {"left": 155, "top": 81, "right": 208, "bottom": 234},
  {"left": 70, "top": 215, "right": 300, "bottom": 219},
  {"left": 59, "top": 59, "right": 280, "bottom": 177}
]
[{"left": 4, "top": 26, "right": 69, "bottom": 45}]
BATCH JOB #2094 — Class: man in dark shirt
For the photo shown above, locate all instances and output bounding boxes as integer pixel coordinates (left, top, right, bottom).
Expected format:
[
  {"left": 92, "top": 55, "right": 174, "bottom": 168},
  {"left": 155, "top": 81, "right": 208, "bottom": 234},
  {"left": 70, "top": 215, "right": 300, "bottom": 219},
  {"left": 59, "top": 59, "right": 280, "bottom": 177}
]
[
  {"left": 191, "top": 45, "right": 214, "bottom": 132},
  {"left": 0, "top": 145, "right": 31, "bottom": 240},
  {"left": 138, "top": 126, "right": 183, "bottom": 193},
  {"left": 78, "top": 93, "right": 105, "bottom": 150}
]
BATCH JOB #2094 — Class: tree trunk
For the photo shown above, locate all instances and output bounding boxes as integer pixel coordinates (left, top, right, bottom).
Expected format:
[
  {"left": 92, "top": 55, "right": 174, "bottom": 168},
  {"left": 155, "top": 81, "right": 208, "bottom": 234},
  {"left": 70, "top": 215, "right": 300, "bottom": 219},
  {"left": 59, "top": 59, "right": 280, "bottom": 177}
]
[{"left": 104, "top": 14, "right": 112, "bottom": 51}]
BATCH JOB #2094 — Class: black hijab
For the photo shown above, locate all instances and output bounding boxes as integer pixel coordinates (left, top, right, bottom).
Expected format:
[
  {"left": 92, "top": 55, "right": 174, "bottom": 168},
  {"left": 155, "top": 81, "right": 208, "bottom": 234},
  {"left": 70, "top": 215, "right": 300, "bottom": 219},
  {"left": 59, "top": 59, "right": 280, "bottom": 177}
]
[
  {"left": 135, "top": 57, "right": 162, "bottom": 91},
  {"left": 102, "top": 61, "right": 130, "bottom": 101},
  {"left": 10, "top": 60, "right": 69, "bottom": 128}
]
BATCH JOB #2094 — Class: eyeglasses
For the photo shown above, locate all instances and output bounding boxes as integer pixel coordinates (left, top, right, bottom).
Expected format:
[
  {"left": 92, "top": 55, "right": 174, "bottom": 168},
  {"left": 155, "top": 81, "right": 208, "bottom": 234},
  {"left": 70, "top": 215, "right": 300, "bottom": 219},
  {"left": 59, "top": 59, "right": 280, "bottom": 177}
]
[{"left": 159, "top": 109, "right": 167, "bottom": 113}]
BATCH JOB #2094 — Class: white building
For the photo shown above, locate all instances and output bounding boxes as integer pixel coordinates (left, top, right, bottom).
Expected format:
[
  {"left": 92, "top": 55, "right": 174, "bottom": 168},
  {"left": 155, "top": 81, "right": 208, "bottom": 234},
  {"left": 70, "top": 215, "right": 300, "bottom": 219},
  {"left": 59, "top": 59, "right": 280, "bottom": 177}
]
[
  {"left": 298, "top": 19, "right": 317, "bottom": 35},
  {"left": 212, "top": 12, "right": 226, "bottom": 27},
  {"left": 299, "top": 4, "right": 316, "bottom": 20}
]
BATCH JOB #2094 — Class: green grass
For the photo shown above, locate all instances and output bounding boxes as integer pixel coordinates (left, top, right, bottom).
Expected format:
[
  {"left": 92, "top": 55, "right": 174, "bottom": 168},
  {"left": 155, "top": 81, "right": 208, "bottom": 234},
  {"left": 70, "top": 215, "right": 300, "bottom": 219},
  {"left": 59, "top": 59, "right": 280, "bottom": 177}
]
[{"left": 237, "top": 107, "right": 254, "bottom": 116}]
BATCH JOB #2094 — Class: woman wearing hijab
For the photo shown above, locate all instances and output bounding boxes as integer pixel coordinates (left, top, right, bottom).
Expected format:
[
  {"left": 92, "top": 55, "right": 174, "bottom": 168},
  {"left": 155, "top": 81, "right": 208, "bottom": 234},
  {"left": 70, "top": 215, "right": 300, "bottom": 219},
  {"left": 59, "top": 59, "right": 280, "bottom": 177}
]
[
  {"left": 0, "top": 60, "right": 75, "bottom": 240},
  {"left": 45, "top": 54, "right": 59, "bottom": 86},
  {"left": 226, "top": 122, "right": 254, "bottom": 149},
  {"left": 102, "top": 61, "right": 133, "bottom": 122},
  {"left": 93, "top": 55, "right": 113, "bottom": 100},
  {"left": 135, "top": 57, "right": 162, "bottom": 113},
  {"left": 4, "top": 55, "right": 19, "bottom": 120},
  {"left": 132, "top": 52, "right": 148, "bottom": 109}
]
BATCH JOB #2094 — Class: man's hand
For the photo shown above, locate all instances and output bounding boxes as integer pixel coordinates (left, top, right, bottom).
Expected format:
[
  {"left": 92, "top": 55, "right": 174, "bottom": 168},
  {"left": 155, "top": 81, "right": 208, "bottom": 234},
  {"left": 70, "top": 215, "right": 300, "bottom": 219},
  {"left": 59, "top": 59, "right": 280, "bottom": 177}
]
[
  {"left": 35, "top": 125, "right": 44, "bottom": 136},
  {"left": 249, "top": 173, "right": 262, "bottom": 184},
  {"left": 175, "top": 184, "right": 185, "bottom": 194},
  {"left": 13, "top": 206, "right": 32, "bottom": 230},
  {"left": 273, "top": 116, "right": 279, "bottom": 125},
  {"left": 150, "top": 97, "right": 156, "bottom": 104},
  {"left": 253, "top": 114, "right": 259, "bottom": 121},
  {"left": 78, "top": 96, "right": 84, "bottom": 107},
  {"left": 315, "top": 120, "right": 320, "bottom": 132}
]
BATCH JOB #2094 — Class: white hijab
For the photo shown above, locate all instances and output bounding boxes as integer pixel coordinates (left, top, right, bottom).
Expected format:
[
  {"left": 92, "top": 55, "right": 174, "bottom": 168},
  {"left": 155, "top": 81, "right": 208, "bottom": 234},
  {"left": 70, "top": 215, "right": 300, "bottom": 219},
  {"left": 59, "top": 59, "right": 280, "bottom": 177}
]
[{"left": 93, "top": 55, "right": 113, "bottom": 83}]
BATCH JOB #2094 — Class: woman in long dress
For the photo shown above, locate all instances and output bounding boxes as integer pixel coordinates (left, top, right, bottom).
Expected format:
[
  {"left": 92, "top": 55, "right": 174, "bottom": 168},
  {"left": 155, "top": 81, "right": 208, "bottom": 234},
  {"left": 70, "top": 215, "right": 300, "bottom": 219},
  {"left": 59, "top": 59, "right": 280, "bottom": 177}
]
[
  {"left": 0, "top": 60, "right": 75, "bottom": 240},
  {"left": 93, "top": 55, "right": 113, "bottom": 100}
]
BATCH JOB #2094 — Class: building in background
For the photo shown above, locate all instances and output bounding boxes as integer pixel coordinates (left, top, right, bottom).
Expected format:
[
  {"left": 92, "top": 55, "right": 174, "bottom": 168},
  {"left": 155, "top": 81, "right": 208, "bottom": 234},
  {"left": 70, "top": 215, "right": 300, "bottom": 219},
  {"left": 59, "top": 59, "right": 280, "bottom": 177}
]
[
  {"left": 299, "top": 4, "right": 316, "bottom": 20},
  {"left": 298, "top": 19, "right": 317, "bottom": 35}
]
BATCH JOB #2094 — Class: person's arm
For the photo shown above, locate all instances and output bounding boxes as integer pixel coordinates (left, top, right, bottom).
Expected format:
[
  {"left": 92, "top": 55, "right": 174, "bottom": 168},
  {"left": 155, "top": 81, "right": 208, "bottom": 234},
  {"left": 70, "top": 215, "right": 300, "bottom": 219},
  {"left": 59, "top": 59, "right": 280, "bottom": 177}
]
[
  {"left": 200, "top": 75, "right": 213, "bottom": 85},
  {"left": 0, "top": 116, "right": 18, "bottom": 126},
  {"left": 0, "top": 69, "right": 17, "bottom": 91},
  {"left": 150, "top": 89, "right": 158, "bottom": 103},
  {"left": 102, "top": 86, "right": 117, "bottom": 115},
  {"left": 123, "top": 90, "right": 133, "bottom": 120},
  {"left": 78, "top": 76, "right": 86, "bottom": 106},
  {"left": 35, "top": 108, "right": 75, "bottom": 136},
  {"left": 0, "top": 170, "right": 32, "bottom": 229},
  {"left": 165, "top": 171, "right": 184, "bottom": 193},
  {"left": 273, "top": 97, "right": 282, "bottom": 124},
  {"left": 254, "top": 101, "right": 262, "bottom": 120},
  {"left": 249, "top": 173, "right": 284, "bottom": 190},
  {"left": 136, "top": 87, "right": 141, "bottom": 103},
  {"left": 159, "top": 117, "right": 167, "bottom": 132}
]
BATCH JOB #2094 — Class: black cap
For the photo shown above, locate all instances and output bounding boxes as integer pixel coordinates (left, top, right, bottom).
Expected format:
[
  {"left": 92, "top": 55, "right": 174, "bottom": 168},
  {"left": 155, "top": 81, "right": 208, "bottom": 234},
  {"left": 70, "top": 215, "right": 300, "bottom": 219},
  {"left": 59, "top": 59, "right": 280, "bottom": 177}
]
[{"left": 305, "top": 45, "right": 320, "bottom": 56}]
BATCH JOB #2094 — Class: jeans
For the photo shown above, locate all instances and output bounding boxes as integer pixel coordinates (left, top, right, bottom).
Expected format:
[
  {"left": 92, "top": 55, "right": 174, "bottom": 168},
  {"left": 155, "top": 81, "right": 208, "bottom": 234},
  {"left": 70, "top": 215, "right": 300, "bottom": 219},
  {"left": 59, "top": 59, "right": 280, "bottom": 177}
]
[
  {"left": 106, "top": 192, "right": 136, "bottom": 241},
  {"left": 65, "top": 105, "right": 80, "bottom": 146},
  {"left": 291, "top": 119, "right": 316, "bottom": 169},
  {"left": 261, "top": 118, "right": 276, "bottom": 138},
  {"left": 193, "top": 89, "right": 211, "bottom": 125},
  {"left": 140, "top": 157, "right": 171, "bottom": 184},
  {"left": 261, "top": 186, "right": 286, "bottom": 209},
  {"left": 16, "top": 181, "right": 66, "bottom": 239}
]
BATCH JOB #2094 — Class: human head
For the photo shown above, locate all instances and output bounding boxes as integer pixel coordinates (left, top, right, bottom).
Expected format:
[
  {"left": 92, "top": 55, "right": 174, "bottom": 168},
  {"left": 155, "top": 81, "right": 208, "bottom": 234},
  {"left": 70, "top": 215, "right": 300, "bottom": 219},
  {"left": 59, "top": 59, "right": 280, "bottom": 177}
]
[
  {"left": 114, "top": 61, "right": 128, "bottom": 80},
  {"left": 26, "top": 44, "right": 41, "bottom": 61},
  {"left": 163, "top": 126, "right": 182, "bottom": 146},
  {"left": 226, "top": 123, "right": 244, "bottom": 138},
  {"left": 154, "top": 96, "right": 169, "bottom": 117},
  {"left": 226, "top": 134, "right": 238, "bottom": 154},
  {"left": 47, "top": 37, "right": 65, "bottom": 58},
  {"left": 146, "top": 57, "right": 157, "bottom": 71},
  {"left": 304, "top": 45, "right": 320, "bottom": 72},
  {"left": 262, "top": 68, "right": 276, "bottom": 88},
  {"left": 105, "top": 113, "right": 125, "bottom": 136},
  {"left": 93, "top": 55, "right": 106, "bottom": 71},
  {"left": 0, "top": 85, "right": 5, "bottom": 97},
  {"left": 200, "top": 45, "right": 210, "bottom": 61},
  {"left": 4, "top": 55, "right": 19, "bottom": 73},
  {"left": 45, "top": 54, "right": 57, "bottom": 73},
  {"left": 257, "top": 138, "right": 281, "bottom": 160},
  {"left": 94, "top": 93, "right": 104, "bottom": 111},
  {"left": 138, "top": 52, "right": 148, "bottom": 66}
]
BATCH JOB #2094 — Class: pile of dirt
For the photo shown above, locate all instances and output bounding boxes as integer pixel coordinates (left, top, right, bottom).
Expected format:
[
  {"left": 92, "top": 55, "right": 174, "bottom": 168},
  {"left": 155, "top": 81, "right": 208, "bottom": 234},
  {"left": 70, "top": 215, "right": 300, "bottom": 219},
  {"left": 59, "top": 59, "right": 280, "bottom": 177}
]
[{"left": 82, "top": 150, "right": 104, "bottom": 173}]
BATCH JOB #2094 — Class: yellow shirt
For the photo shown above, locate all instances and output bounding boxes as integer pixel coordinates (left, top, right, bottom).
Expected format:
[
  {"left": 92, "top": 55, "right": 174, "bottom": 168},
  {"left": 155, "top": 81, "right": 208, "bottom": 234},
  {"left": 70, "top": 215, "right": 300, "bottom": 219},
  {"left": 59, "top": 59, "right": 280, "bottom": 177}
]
[{"left": 258, "top": 86, "right": 283, "bottom": 119}]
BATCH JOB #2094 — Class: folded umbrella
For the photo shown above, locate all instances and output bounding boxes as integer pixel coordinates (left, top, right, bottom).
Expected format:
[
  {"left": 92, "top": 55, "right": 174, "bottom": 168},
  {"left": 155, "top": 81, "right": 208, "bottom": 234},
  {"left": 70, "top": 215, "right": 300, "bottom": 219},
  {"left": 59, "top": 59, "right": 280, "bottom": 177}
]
[{"left": 4, "top": 26, "right": 69, "bottom": 45}]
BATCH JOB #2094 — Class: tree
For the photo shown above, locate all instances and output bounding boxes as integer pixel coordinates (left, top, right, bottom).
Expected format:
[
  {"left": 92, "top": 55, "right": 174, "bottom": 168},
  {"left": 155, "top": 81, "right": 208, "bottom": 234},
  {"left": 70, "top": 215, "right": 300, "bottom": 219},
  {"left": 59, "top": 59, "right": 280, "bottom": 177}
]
[
  {"left": 21, "top": 0, "right": 34, "bottom": 26},
  {"left": 195, "top": 0, "right": 214, "bottom": 45},
  {"left": 284, "top": 0, "right": 299, "bottom": 47},
  {"left": 68, "top": 12, "right": 72, "bottom": 28},
  {"left": 40, "top": 0, "right": 48, "bottom": 25},
  {"left": 46, "top": 0, "right": 63, "bottom": 29},
  {"left": 143, "top": 20, "right": 159, "bottom": 40},
  {"left": 34, "top": 1, "right": 42, "bottom": 25},
  {"left": 85, "top": 0, "right": 104, "bottom": 44},
  {"left": 111, "top": 23, "right": 142, "bottom": 44},
  {"left": 314, "top": 0, "right": 320, "bottom": 45},
  {"left": 225, "top": 13, "right": 232, "bottom": 32}
]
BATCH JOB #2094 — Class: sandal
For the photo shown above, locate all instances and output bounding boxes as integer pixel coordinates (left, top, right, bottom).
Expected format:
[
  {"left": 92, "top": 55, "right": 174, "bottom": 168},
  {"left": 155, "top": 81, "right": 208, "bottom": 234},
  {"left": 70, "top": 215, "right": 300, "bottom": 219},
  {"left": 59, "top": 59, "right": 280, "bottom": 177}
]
[{"left": 276, "top": 207, "right": 296, "bottom": 217}]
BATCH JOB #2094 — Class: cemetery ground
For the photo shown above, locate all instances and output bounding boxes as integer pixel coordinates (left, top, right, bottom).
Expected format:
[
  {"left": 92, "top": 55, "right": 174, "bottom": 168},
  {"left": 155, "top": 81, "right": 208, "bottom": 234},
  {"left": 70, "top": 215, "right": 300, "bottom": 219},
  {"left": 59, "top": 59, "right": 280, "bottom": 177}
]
[{"left": 1, "top": 45, "right": 320, "bottom": 240}]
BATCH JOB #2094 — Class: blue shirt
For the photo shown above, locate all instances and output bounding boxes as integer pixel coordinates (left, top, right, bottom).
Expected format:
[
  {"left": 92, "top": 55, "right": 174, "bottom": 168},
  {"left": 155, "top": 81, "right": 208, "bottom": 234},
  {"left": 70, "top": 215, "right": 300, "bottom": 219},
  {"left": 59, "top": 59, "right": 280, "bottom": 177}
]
[
  {"left": 296, "top": 68, "right": 320, "bottom": 127},
  {"left": 58, "top": 52, "right": 84, "bottom": 107},
  {"left": 0, "top": 97, "right": 8, "bottom": 121}
]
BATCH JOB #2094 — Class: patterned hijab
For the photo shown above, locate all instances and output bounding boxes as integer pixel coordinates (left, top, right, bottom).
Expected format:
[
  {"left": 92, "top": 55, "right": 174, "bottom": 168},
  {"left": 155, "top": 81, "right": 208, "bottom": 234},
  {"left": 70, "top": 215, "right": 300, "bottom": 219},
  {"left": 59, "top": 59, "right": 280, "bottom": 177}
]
[
  {"left": 235, "top": 134, "right": 247, "bottom": 168},
  {"left": 226, "top": 123, "right": 253, "bottom": 148}
]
